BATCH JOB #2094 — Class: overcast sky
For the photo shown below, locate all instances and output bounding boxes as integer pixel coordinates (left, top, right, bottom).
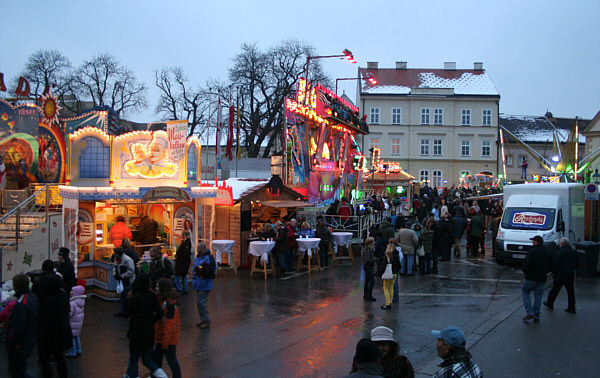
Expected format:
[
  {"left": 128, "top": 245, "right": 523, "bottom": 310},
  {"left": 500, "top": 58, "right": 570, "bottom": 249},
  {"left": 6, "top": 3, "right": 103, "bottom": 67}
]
[{"left": 3, "top": 0, "right": 599, "bottom": 122}]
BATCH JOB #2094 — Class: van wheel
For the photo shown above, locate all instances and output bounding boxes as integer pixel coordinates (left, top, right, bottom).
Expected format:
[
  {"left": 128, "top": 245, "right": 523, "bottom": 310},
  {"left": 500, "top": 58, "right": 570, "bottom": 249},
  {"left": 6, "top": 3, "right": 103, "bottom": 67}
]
[{"left": 495, "top": 258, "right": 505, "bottom": 265}]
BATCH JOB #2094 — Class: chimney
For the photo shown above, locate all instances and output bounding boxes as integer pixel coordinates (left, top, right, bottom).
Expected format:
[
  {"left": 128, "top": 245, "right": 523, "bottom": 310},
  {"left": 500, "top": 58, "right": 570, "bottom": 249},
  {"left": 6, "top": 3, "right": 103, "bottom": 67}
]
[
  {"left": 395, "top": 61, "right": 407, "bottom": 70},
  {"left": 367, "top": 62, "right": 378, "bottom": 69},
  {"left": 444, "top": 62, "right": 456, "bottom": 71},
  {"left": 474, "top": 62, "right": 484, "bottom": 71}
]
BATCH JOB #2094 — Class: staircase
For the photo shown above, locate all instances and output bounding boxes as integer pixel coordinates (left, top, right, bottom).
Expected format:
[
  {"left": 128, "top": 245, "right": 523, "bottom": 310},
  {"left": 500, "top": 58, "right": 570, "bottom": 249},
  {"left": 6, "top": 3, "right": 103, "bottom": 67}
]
[{"left": 0, "top": 186, "right": 62, "bottom": 282}]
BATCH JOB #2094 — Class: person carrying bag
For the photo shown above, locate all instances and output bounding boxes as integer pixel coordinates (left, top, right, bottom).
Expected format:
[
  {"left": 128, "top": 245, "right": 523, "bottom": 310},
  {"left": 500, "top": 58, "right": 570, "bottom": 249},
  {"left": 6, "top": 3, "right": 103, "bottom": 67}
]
[{"left": 377, "top": 243, "right": 401, "bottom": 310}]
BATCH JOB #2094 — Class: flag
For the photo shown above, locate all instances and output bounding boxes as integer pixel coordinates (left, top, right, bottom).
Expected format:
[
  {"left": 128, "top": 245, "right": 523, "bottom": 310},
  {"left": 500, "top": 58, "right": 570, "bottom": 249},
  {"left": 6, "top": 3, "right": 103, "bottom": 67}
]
[
  {"left": 236, "top": 99, "right": 241, "bottom": 160},
  {"left": 216, "top": 96, "right": 222, "bottom": 160},
  {"left": 226, "top": 91, "right": 234, "bottom": 160}
]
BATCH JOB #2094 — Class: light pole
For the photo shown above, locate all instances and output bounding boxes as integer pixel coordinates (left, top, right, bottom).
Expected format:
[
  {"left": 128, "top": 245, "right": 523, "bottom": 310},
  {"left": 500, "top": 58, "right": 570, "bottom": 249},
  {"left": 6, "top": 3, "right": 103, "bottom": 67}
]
[
  {"left": 335, "top": 73, "right": 377, "bottom": 95},
  {"left": 305, "top": 49, "right": 356, "bottom": 82}
]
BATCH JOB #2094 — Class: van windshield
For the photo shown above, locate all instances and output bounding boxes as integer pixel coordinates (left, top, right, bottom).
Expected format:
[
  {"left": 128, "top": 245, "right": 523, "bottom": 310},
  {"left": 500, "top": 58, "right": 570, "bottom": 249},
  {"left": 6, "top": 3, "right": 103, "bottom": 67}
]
[{"left": 501, "top": 207, "right": 556, "bottom": 230}]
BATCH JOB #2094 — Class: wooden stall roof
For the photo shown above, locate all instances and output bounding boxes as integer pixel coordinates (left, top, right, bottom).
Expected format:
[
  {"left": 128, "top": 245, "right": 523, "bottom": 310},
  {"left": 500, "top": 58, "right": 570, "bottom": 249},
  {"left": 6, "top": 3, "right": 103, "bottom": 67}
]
[{"left": 366, "top": 170, "right": 415, "bottom": 183}]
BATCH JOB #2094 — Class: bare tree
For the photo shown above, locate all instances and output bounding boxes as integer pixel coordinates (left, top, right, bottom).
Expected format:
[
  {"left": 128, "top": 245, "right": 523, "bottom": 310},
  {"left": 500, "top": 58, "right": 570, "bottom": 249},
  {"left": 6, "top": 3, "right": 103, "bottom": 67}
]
[
  {"left": 155, "top": 66, "right": 210, "bottom": 137},
  {"left": 229, "top": 39, "right": 331, "bottom": 158},
  {"left": 66, "top": 53, "right": 148, "bottom": 118},
  {"left": 17, "top": 49, "right": 72, "bottom": 99}
]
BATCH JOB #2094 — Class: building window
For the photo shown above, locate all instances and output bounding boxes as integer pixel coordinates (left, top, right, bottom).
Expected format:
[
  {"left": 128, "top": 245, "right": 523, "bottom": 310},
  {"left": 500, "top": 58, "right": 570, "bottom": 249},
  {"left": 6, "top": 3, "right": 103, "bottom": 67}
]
[
  {"left": 420, "top": 169, "right": 430, "bottom": 183},
  {"left": 370, "top": 138, "right": 379, "bottom": 150},
  {"left": 370, "top": 108, "right": 380, "bottom": 124},
  {"left": 506, "top": 155, "right": 513, "bottom": 167},
  {"left": 392, "top": 108, "right": 402, "bottom": 124},
  {"left": 461, "top": 109, "right": 471, "bottom": 126},
  {"left": 391, "top": 139, "right": 401, "bottom": 155},
  {"left": 421, "top": 108, "right": 430, "bottom": 125},
  {"left": 79, "top": 136, "right": 110, "bottom": 178},
  {"left": 187, "top": 144, "right": 198, "bottom": 180},
  {"left": 432, "top": 170, "right": 443, "bottom": 187},
  {"left": 434, "top": 108, "right": 443, "bottom": 125},
  {"left": 519, "top": 156, "right": 527, "bottom": 165},
  {"left": 460, "top": 170, "right": 470, "bottom": 177},
  {"left": 461, "top": 140, "right": 471, "bottom": 156},
  {"left": 420, "top": 139, "right": 429, "bottom": 155},
  {"left": 433, "top": 139, "right": 442, "bottom": 156},
  {"left": 482, "top": 109, "right": 492, "bottom": 126},
  {"left": 482, "top": 141, "right": 491, "bottom": 157}
]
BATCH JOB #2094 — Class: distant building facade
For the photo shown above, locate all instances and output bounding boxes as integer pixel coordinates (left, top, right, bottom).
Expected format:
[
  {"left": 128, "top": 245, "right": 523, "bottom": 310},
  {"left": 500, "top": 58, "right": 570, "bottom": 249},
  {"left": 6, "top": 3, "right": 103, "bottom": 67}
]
[{"left": 358, "top": 61, "right": 500, "bottom": 187}]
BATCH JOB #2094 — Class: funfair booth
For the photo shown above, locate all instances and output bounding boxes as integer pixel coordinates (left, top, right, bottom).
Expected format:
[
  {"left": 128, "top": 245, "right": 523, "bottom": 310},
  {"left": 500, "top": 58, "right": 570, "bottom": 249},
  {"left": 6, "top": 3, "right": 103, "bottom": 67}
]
[
  {"left": 285, "top": 79, "right": 369, "bottom": 205},
  {"left": 59, "top": 125, "right": 216, "bottom": 299}
]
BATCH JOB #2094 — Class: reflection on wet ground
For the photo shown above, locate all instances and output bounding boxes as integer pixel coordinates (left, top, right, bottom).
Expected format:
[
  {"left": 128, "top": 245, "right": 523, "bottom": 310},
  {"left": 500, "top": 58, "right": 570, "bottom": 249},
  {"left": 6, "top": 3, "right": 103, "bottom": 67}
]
[{"left": 1, "top": 238, "right": 531, "bottom": 377}]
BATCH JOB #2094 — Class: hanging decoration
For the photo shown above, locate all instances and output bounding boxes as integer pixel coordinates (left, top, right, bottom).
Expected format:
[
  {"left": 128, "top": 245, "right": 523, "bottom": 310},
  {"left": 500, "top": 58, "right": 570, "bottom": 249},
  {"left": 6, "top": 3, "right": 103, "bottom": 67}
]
[{"left": 39, "top": 91, "right": 61, "bottom": 125}]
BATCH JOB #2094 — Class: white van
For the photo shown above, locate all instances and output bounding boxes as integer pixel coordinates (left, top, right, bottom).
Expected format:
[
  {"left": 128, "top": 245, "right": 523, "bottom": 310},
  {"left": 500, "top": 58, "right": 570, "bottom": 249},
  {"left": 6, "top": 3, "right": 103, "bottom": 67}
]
[{"left": 495, "top": 183, "right": 585, "bottom": 264}]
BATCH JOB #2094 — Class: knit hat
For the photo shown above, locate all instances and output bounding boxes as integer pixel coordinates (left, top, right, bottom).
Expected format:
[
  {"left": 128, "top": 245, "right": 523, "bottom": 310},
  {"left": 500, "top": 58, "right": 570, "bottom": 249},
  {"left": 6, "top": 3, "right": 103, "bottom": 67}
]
[
  {"left": 431, "top": 326, "right": 467, "bottom": 348},
  {"left": 58, "top": 247, "right": 70, "bottom": 258},
  {"left": 353, "top": 338, "right": 383, "bottom": 364},
  {"left": 371, "top": 326, "right": 398, "bottom": 346}
]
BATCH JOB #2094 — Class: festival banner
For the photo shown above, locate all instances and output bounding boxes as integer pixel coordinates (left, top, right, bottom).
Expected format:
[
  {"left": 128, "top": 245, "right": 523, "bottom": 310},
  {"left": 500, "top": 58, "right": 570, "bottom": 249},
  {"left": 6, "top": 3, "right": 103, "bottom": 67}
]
[{"left": 167, "top": 120, "right": 187, "bottom": 162}]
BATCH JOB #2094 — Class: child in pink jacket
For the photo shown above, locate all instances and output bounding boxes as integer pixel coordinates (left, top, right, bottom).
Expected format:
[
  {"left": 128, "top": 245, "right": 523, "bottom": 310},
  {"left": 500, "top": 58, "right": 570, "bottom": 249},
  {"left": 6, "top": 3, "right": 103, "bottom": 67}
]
[{"left": 66, "top": 285, "right": 85, "bottom": 358}]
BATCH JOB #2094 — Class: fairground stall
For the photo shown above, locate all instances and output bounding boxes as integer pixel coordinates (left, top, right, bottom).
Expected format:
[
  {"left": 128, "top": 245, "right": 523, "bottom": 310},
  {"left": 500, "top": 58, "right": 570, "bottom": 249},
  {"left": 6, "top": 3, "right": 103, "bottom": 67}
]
[
  {"left": 212, "top": 176, "right": 308, "bottom": 270},
  {"left": 284, "top": 78, "right": 369, "bottom": 205},
  {"left": 458, "top": 174, "right": 500, "bottom": 192},
  {"left": 59, "top": 125, "right": 216, "bottom": 299},
  {"left": 364, "top": 159, "right": 415, "bottom": 216}
]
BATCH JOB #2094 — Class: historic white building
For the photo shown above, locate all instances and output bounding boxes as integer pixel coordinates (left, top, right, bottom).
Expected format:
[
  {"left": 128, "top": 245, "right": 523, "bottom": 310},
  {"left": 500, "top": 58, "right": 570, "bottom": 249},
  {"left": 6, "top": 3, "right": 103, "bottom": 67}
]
[{"left": 357, "top": 62, "right": 500, "bottom": 187}]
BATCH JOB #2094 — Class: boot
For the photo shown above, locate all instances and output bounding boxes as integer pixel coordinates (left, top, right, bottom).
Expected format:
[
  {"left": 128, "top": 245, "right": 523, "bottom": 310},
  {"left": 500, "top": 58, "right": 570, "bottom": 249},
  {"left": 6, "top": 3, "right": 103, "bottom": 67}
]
[{"left": 152, "top": 368, "right": 168, "bottom": 378}]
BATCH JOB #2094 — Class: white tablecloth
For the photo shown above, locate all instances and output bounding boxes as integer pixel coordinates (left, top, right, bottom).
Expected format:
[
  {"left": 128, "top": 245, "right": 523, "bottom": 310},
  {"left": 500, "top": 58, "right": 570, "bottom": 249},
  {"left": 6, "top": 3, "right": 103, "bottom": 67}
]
[
  {"left": 297, "top": 237, "right": 321, "bottom": 257},
  {"left": 332, "top": 232, "right": 353, "bottom": 253},
  {"left": 212, "top": 240, "right": 236, "bottom": 264},
  {"left": 248, "top": 241, "right": 275, "bottom": 265}
]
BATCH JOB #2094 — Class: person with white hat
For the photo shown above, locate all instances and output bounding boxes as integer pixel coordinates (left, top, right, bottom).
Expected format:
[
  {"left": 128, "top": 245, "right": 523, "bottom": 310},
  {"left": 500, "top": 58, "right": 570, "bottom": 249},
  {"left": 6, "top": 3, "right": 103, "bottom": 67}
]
[
  {"left": 370, "top": 326, "right": 414, "bottom": 378},
  {"left": 430, "top": 326, "right": 482, "bottom": 378}
]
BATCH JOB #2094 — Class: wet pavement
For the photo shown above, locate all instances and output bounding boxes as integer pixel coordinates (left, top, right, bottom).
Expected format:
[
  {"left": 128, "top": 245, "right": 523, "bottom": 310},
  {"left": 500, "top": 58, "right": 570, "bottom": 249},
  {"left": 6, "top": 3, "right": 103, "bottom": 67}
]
[{"left": 1, "top": 236, "right": 599, "bottom": 377}]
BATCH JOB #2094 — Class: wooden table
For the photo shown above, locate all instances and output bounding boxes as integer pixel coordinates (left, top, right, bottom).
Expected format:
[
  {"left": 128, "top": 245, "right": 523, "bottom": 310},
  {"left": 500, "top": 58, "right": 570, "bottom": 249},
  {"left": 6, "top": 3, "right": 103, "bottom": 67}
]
[
  {"left": 296, "top": 237, "right": 321, "bottom": 275},
  {"left": 331, "top": 232, "right": 354, "bottom": 264},
  {"left": 248, "top": 241, "right": 276, "bottom": 280}
]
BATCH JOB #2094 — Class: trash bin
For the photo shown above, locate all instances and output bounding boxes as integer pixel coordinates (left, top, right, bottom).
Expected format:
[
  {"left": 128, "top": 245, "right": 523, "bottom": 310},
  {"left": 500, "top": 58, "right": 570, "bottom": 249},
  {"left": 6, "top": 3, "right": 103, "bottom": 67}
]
[{"left": 573, "top": 241, "right": 600, "bottom": 278}]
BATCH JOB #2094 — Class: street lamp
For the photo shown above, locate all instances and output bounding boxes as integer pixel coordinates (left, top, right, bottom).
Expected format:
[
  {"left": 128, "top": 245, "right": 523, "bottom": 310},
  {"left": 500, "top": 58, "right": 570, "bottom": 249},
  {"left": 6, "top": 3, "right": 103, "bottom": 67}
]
[
  {"left": 335, "top": 73, "right": 377, "bottom": 95},
  {"left": 305, "top": 49, "right": 356, "bottom": 82}
]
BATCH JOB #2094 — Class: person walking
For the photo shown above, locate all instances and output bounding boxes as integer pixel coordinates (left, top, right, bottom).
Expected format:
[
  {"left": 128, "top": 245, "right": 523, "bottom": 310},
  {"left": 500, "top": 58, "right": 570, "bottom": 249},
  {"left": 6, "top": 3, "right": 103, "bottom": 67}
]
[
  {"left": 148, "top": 246, "right": 174, "bottom": 287},
  {"left": 452, "top": 211, "right": 466, "bottom": 258},
  {"left": 173, "top": 230, "right": 192, "bottom": 294},
  {"left": 153, "top": 278, "right": 182, "bottom": 378},
  {"left": 396, "top": 222, "right": 418, "bottom": 276},
  {"left": 439, "top": 214, "right": 454, "bottom": 262},
  {"left": 122, "top": 273, "right": 167, "bottom": 378},
  {"left": 468, "top": 209, "right": 485, "bottom": 256},
  {"left": 66, "top": 285, "right": 86, "bottom": 358},
  {"left": 371, "top": 326, "right": 415, "bottom": 378},
  {"left": 362, "top": 237, "right": 377, "bottom": 302},
  {"left": 286, "top": 219, "right": 299, "bottom": 270},
  {"left": 113, "top": 247, "right": 136, "bottom": 317},
  {"left": 544, "top": 237, "right": 579, "bottom": 314},
  {"left": 109, "top": 215, "right": 133, "bottom": 248},
  {"left": 430, "top": 326, "right": 482, "bottom": 378},
  {"left": 380, "top": 217, "right": 395, "bottom": 242},
  {"left": 419, "top": 222, "right": 435, "bottom": 274},
  {"left": 273, "top": 221, "right": 289, "bottom": 277},
  {"left": 522, "top": 235, "right": 553, "bottom": 323},
  {"left": 6, "top": 273, "right": 38, "bottom": 378},
  {"left": 57, "top": 247, "right": 77, "bottom": 295},
  {"left": 377, "top": 243, "right": 401, "bottom": 310},
  {"left": 192, "top": 242, "right": 216, "bottom": 329},
  {"left": 37, "top": 262, "right": 72, "bottom": 378}
]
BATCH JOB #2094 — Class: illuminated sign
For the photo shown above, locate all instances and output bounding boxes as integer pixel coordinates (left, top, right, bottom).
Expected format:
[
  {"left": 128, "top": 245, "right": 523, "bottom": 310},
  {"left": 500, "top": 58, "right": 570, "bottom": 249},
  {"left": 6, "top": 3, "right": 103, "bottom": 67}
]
[
  {"left": 123, "top": 132, "right": 179, "bottom": 179},
  {"left": 377, "top": 161, "right": 403, "bottom": 173},
  {"left": 512, "top": 212, "right": 546, "bottom": 226},
  {"left": 285, "top": 98, "right": 329, "bottom": 125}
]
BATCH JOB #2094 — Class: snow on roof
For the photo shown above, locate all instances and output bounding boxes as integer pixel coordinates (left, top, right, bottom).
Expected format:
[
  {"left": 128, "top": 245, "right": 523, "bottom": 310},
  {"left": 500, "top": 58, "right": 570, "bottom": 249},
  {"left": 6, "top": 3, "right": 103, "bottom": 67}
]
[
  {"left": 499, "top": 114, "right": 586, "bottom": 143},
  {"left": 223, "top": 178, "right": 268, "bottom": 200},
  {"left": 360, "top": 68, "right": 499, "bottom": 96}
]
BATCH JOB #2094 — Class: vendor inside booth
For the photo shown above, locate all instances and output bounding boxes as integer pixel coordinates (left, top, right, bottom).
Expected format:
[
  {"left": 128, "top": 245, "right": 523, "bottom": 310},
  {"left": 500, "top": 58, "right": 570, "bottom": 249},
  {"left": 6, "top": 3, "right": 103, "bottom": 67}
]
[{"left": 60, "top": 125, "right": 216, "bottom": 299}]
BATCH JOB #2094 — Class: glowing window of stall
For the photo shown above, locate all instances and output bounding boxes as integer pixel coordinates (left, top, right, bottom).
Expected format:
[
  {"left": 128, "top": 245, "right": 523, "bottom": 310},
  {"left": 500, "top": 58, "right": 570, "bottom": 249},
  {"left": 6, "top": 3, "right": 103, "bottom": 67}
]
[{"left": 79, "top": 136, "right": 110, "bottom": 178}]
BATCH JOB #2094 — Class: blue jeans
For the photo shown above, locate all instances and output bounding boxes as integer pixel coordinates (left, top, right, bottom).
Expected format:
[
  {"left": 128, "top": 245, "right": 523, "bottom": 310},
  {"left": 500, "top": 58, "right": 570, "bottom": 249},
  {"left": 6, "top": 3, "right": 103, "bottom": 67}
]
[
  {"left": 392, "top": 274, "right": 399, "bottom": 303},
  {"left": 67, "top": 335, "right": 82, "bottom": 356},
  {"left": 363, "top": 267, "right": 375, "bottom": 299},
  {"left": 127, "top": 345, "right": 159, "bottom": 378},
  {"left": 402, "top": 254, "right": 414, "bottom": 274},
  {"left": 172, "top": 275, "right": 188, "bottom": 293},
  {"left": 522, "top": 279, "right": 545, "bottom": 318},
  {"left": 153, "top": 343, "right": 181, "bottom": 378},
  {"left": 196, "top": 290, "right": 210, "bottom": 324}
]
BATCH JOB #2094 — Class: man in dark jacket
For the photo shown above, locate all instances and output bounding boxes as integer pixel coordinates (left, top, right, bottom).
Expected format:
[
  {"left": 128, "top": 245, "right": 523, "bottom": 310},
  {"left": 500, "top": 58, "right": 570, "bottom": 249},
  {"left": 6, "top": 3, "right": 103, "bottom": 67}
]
[
  {"left": 380, "top": 217, "right": 395, "bottom": 242},
  {"left": 138, "top": 209, "right": 159, "bottom": 247},
  {"left": 57, "top": 247, "right": 77, "bottom": 295},
  {"left": 521, "top": 236, "right": 553, "bottom": 323},
  {"left": 452, "top": 212, "right": 467, "bottom": 257},
  {"left": 273, "top": 221, "right": 289, "bottom": 277},
  {"left": 343, "top": 338, "right": 384, "bottom": 377},
  {"left": 148, "top": 246, "right": 174, "bottom": 287},
  {"left": 37, "top": 262, "right": 73, "bottom": 378},
  {"left": 6, "top": 273, "right": 38, "bottom": 378},
  {"left": 544, "top": 238, "right": 579, "bottom": 314}
]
